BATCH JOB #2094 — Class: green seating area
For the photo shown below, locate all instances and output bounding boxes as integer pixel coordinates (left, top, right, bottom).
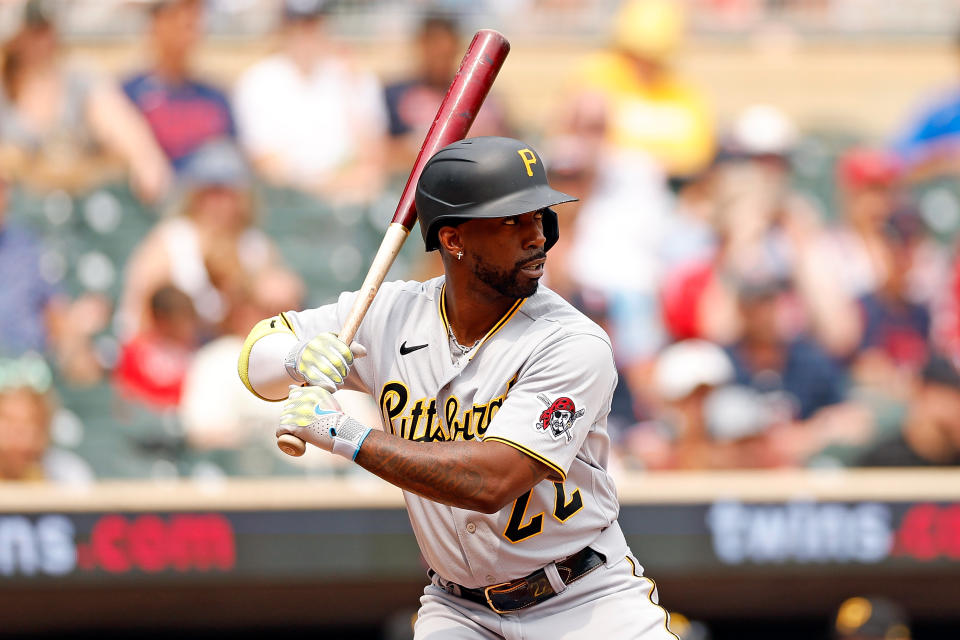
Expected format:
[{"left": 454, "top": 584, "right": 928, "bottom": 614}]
[{"left": 11, "top": 180, "right": 398, "bottom": 479}]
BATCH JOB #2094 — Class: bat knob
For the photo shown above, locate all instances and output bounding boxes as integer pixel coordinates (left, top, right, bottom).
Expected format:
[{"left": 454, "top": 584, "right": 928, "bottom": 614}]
[{"left": 277, "top": 434, "right": 307, "bottom": 457}]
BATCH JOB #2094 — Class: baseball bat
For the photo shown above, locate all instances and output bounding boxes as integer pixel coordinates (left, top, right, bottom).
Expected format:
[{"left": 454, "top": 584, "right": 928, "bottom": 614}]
[{"left": 278, "top": 29, "right": 511, "bottom": 457}]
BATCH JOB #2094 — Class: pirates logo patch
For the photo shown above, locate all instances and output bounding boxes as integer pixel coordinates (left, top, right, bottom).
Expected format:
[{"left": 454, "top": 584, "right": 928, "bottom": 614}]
[{"left": 536, "top": 394, "right": 584, "bottom": 443}]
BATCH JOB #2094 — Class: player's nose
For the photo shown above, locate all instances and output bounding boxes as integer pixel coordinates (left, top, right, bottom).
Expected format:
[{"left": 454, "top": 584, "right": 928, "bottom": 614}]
[{"left": 520, "top": 212, "right": 546, "bottom": 250}]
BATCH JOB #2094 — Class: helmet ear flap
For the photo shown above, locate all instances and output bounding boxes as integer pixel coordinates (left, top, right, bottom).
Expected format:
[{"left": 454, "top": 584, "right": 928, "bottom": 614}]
[{"left": 542, "top": 208, "right": 559, "bottom": 252}]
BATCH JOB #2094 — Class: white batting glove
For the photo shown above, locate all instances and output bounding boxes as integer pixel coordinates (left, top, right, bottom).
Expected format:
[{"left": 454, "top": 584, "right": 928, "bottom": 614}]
[
  {"left": 284, "top": 332, "right": 367, "bottom": 393},
  {"left": 278, "top": 385, "right": 372, "bottom": 460}
]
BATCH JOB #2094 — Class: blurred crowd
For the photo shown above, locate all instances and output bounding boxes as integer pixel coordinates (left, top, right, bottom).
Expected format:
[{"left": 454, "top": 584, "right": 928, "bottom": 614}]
[{"left": 2, "top": 0, "right": 960, "bottom": 484}]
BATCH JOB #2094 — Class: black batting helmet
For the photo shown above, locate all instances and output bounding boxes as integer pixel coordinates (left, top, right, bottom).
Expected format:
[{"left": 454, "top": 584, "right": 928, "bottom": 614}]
[{"left": 415, "top": 136, "right": 577, "bottom": 252}]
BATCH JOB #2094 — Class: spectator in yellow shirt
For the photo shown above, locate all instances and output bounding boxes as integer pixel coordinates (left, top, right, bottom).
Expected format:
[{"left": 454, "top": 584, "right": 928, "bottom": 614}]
[{"left": 562, "top": 0, "right": 715, "bottom": 181}]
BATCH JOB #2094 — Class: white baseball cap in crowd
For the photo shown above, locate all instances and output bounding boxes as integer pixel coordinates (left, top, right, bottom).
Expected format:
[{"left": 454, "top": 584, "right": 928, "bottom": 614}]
[
  {"left": 727, "top": 104, "right": 798, "bottom": 158},
  {"left": 703, "top": 384, "right": 779, "bottom": 441},
  {"left": 653, "top": 339, "right": 734, "bottom": 402}
]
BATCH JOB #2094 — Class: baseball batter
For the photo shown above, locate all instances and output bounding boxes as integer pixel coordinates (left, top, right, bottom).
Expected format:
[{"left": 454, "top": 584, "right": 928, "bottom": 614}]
[{"left": 238, "top": 136, "right": 677, "bottom": 639}]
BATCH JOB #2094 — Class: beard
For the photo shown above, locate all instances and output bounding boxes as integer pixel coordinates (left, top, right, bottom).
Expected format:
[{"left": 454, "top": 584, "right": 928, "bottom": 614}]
[{"left": 472, "top": 250, "right": 545, "bottom": 299}]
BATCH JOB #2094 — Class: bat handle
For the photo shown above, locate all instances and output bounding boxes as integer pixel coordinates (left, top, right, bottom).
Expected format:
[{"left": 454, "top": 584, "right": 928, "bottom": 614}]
[{"left": 277, "top": 434, "right": 307, "bottom": 457}]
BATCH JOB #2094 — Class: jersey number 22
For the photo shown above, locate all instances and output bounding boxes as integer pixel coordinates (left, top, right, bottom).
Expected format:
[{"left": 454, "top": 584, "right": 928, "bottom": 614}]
[{"left": 503, "top": 482, "right": 583, "bottom": 543}]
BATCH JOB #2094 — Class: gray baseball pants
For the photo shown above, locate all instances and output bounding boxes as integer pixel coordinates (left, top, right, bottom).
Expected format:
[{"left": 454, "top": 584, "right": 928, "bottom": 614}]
[{"left": 414, "top": 554, "right": 679, "bottom": 639}]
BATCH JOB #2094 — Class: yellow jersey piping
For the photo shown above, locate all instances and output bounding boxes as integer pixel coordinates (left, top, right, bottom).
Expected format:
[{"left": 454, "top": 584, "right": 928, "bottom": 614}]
[{"left": 481, "top": 436, "right": 566, "bottom": 481}]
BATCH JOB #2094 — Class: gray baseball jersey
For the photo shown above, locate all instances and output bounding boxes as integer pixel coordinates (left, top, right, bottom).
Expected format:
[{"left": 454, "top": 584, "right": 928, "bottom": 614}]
[{"left": 283, "top": 276, "right": 627, "bottom": 588}]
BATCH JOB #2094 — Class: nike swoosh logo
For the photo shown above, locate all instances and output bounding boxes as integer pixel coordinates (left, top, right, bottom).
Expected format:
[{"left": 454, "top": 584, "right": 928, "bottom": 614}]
[{"left": 400, "top": 341, "right": 428, "bottom": 356}]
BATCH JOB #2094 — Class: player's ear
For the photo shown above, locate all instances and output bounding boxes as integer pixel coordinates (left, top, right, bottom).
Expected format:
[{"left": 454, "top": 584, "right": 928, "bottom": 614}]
[{"left": 437, "top": 225, "right": 464, "bottom": 259}]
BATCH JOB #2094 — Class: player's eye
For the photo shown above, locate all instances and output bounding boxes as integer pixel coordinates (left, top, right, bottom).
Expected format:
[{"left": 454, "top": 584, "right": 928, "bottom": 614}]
[
  {"left": 533, "top": 210, "right": 544, "bottom": 221},
  {"left": 503, "top": 216, "right": 518, "bottom": 225}
]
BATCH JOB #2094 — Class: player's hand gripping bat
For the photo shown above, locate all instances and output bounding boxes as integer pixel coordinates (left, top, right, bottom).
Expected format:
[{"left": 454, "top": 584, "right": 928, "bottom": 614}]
[{"left": 277, "top": 29, "right": 511, "bottom": 457}]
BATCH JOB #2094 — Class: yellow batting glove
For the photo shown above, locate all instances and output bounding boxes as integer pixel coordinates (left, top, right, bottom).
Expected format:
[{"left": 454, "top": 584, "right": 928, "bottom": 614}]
[
  {"left": 284, "top": 332, "right": 367, "bottom": 393},
  {"left": 278, "top": 386, "right": 372, "bottom": 460}
]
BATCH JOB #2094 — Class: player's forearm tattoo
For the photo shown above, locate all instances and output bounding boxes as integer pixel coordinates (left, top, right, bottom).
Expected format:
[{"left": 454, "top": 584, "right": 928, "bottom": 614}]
[
  {"left": 355, "top": 432, "right": 490, "bottom": 509},
  {"left": 522, "top": 452, "right": 550, "bottom": 485}
]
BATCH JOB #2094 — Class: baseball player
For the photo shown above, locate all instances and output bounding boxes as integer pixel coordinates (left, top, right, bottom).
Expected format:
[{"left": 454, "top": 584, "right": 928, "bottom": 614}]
[{"left": 238, "top": 136, "right": 677, "bottom": 639}]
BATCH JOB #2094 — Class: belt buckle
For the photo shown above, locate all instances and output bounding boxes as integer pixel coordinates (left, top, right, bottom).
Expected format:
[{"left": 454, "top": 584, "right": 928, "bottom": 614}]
[{"left": 483, "top": 580, "right": 516, "bottom": 614}]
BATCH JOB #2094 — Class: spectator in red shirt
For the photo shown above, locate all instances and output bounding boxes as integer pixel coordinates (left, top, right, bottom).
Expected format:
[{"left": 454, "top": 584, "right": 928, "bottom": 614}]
[
  {"left": 114, "top": 285, "right": 199, "bottom": 409},
  {"left": 853, "top": 210, "right": 932, "bottom": 396}
]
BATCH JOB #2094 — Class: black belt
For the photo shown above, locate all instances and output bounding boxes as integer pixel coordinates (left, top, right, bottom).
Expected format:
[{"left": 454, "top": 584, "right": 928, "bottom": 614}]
[{"left": 438, "top": 546, "right": 605, "bottom": 614}]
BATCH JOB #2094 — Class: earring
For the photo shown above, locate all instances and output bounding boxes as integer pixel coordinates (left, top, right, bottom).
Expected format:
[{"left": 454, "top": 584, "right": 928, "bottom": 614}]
[{"left": 456, "top": 251, "right": 463, "bottom": 261}]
